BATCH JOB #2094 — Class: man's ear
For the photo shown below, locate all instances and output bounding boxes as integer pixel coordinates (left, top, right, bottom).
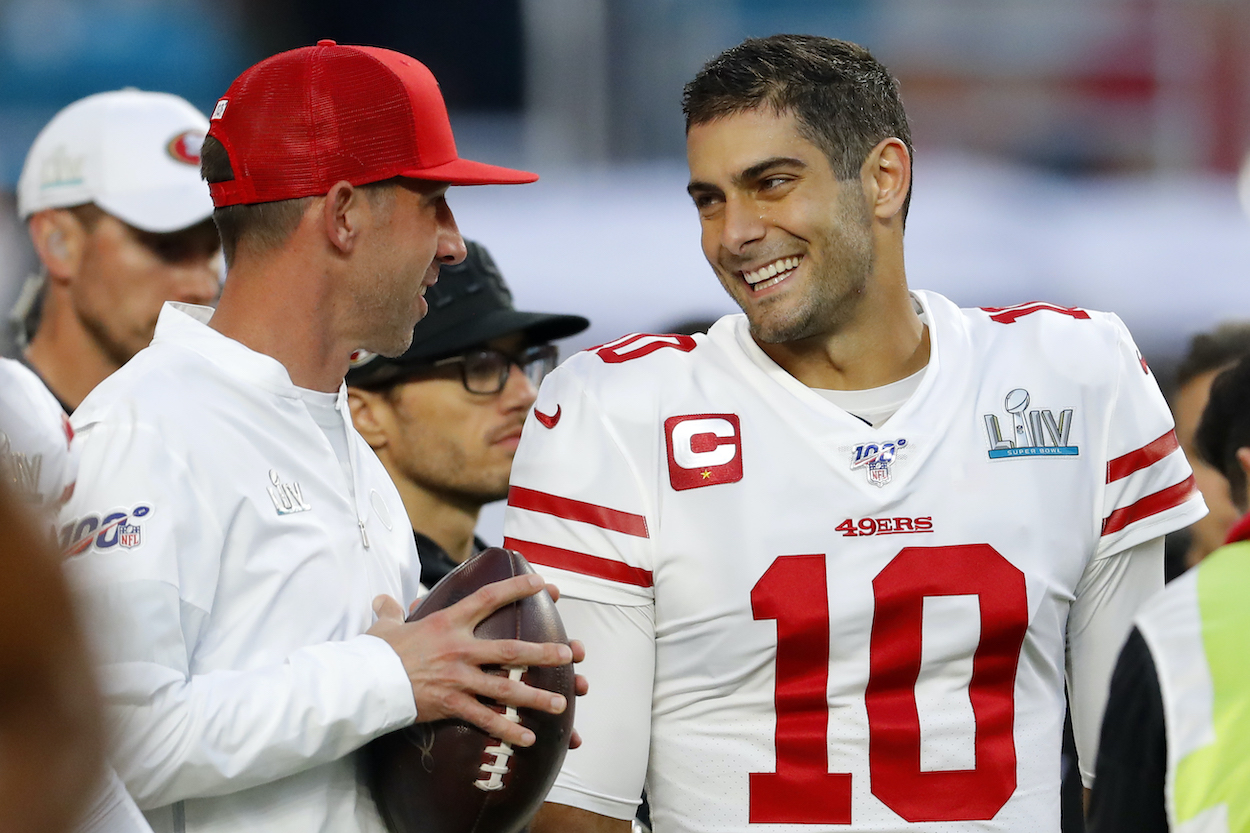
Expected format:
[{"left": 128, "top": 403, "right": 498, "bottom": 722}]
[
  {"left": 323, "top": 180, "right": 365, "bottom": 255},
  {"left": 28, "top": 210, "right": 88, "bottom": 286},
  {"left": 1235, "top": 447, "right": 1250, "bottom": 502},
  {"left": 862, "top": 137, "right": 911, "bottom": 222},
  {"left": 347, "top": 388, "right": 390, "bottom": 450}
]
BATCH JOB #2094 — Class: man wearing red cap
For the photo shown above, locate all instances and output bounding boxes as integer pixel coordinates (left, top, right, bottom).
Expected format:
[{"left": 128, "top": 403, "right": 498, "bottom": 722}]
[{"left": 61, "top": 42, "right": 580, "bottom": 832}]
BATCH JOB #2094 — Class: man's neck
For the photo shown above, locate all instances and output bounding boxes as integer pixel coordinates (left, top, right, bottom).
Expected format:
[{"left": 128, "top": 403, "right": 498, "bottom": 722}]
[
  {"left": 209, "top": 253, "right": 350, "bottom": 393},
  {"left": 393, "top": 475, "right": 482, "bottom": 566},
  {"left": 24, "top": 304, "right": 122, "bottom": 411},
  {"left": 756, "top": 262, "right": 928, "bottom": 391}
]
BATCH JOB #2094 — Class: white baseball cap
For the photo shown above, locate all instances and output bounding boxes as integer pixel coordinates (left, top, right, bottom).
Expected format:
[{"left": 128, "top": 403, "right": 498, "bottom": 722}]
[{"left": 17, "top": 89, "right": 214, "bottom": 233}]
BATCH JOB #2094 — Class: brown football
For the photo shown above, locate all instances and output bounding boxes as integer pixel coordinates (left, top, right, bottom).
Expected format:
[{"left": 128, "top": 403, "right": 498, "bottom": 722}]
[{"left": 363, "top": 547, "right": 576, "bottom": 833}]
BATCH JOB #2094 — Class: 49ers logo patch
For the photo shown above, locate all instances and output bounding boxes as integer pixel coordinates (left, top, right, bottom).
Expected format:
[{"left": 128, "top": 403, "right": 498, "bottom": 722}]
[{"left": 665, "top": 414, "right": 742, "bottom": 491}]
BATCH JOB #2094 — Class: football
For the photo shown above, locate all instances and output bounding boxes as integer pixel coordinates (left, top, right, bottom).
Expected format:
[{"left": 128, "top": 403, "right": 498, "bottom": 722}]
[{"left": 363, "top": 547, "right": 576, "bottom": 833}]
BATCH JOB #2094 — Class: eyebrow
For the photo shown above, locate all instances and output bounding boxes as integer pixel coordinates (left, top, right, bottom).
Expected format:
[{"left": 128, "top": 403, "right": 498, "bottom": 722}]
[{"left": 687, "top": 156, "right": 809, "bottom": 196}]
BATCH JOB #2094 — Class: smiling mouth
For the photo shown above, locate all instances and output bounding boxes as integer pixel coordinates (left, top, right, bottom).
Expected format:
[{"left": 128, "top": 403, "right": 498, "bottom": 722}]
[{"left": 741, "top": 256, "right": 801, "bottom": 292}]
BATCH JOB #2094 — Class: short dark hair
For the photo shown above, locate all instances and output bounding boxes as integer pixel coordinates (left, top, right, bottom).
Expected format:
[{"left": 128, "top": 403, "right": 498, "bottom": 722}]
[
  {"left": 1174, "top": 321, "right": 1250, "bottom": 391},
  {"left": 1195, "top": 354, "right": 1250, "bottom": 510},
  {"left": 200, "top": 136, "right": 312, "bottom": 267},
  {"left": 683, "top": 34, "right": 914, "bottom": 218}
]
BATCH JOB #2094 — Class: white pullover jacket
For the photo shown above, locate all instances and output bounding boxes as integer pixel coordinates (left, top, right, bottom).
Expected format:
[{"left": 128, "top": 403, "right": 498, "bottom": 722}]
[{"left": 63, "top": 303, "right": 420, "bottom": 832}]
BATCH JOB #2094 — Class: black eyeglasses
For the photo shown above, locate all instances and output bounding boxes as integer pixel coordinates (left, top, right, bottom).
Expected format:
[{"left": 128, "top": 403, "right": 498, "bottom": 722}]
[{"left": 431, "top": 344, "right": 559, "bottom": 395}]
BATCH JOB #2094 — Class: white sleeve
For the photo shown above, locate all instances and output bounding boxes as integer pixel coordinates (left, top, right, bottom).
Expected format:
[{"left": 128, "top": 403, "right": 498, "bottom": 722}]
[
  {"left": 0, "top": 358, "right": 77, "bottom": 515},
  {"left": 63, "top": 418, "right": 416, "bottom": 809},
  {"left": 72, "top": 769, "right": 154, "bottom": 833},
  {"left": 504, "top": 363, "right": 656, "bottom": 817},
  {"left": 1096, "top": 315, "right": 1205, "bottom": 555},
  {"left": 541, "top": 597, "right": 654, "bottom": 820},
  {"left": 1066, "top": 535, "right": 1164, "bottom": 787}
]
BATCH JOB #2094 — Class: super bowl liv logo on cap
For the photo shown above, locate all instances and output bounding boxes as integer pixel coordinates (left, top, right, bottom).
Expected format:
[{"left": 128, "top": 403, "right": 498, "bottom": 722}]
[
  {"left": 39, "top": 145, "right": 85, "bottom": 190},
  {"left": 984, "top": 388, "right": 1078, "bottom": 459}
]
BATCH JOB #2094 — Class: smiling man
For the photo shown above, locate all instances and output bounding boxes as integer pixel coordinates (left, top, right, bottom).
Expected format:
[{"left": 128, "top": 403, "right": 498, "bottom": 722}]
[
  {"left": 504, "top": 35, "right": 1205, "bottom": 832},
  {"left": 347, "top": 240, "right": 587, "bottom": 588}
]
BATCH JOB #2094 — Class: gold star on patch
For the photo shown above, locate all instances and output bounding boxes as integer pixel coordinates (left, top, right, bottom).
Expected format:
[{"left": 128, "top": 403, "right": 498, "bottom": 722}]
[{"left": 701, "top": 470, "right": 712, "bottom": 479}]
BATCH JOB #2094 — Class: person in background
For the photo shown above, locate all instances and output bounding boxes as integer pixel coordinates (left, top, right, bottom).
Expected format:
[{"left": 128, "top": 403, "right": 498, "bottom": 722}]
[
  {"left": 0, "top": 478, "right": 104, "bottom": 833},
  {"left": 1088, "top": 353, "right": 1250, "bottom": 833},
  {"left": 347, "top": 239, "right": 588, "bottom": 589},
  {"left": 1, "top": 357, "right": 152, "bottom": 833},
  {"left": 12, "top": 89, "right": 221, "bottom": 412},
  {"left": 1163, "top": 321, "right": 1250, "bottom": 578}
]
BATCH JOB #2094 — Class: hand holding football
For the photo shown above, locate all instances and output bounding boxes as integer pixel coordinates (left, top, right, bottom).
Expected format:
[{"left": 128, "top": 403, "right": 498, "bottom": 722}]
[{"left": 364, "top": 547, "right": 576, "bottom": 833}]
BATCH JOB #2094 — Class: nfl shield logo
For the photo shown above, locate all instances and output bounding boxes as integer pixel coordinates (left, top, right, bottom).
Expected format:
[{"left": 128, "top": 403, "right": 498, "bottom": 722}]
[
  {"left": 850, "top": 439, "right": 908, "bottom": 488},
  {"left": 118, "top": 523, "right": 141, "bottom": 549},
  {"left": 867, "top": 457, "right": 893, "bottom": 485}
]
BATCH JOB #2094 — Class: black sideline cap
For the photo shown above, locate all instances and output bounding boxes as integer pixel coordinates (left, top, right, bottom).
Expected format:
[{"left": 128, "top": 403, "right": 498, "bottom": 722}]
[{"left": 347, "top": 240, "right": 589, "bottom": 387}]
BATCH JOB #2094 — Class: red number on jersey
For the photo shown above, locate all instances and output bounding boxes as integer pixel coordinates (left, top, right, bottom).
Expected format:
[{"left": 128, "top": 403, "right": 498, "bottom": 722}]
[
  {"left": 593, "top": 333, "right": 697, "bottom": 364},
  {"left": 749, "top": 555, "right": 852, "bottom": 823},
  {"left": 750, "top": 545, "right": 1028, "bottom": 824},
  {"left": 981, "top": 302, "right": 1090, "bottom": 324},
  {"left": 868, "top": 545, "right": 1028, "bottom": 821}
]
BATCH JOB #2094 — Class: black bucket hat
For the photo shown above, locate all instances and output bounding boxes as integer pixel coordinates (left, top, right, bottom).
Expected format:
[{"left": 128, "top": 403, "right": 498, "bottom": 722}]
[{"left": 347, "top": 240, "right": 589, "bottom": 387}]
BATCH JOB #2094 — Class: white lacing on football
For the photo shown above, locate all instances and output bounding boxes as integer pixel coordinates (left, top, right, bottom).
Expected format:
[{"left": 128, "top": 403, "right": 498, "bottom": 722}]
[{"left": 474, "top": 666, "right": 527, "bottom": 792}]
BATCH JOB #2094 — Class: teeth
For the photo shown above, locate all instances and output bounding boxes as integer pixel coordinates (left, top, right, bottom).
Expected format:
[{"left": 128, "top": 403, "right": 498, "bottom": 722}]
[{"left": 744, "top": 256, "right": 800, "bottom": 287}]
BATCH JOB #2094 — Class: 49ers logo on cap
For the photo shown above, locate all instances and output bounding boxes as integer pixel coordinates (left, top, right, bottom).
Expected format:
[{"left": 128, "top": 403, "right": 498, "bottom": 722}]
[
  {"left": 665, "top": 413, "right": 742, "bottom": 491},
  {"left": 166, "top": 130, "right": 205, "bottom": 165}
]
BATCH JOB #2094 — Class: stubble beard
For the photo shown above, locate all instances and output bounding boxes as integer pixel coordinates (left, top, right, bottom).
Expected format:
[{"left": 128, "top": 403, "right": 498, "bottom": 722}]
[
  {"left": 399, "top": 444, "right": 512, "bottom": 507},
  {"left": 77, "top": 305, "right": 146, "bottom": 368},
  {"left": 356, "top": 266, "right": 424, "bottom": 359},
  {"left": 741, "top": 191, "right": 875, "bottom": 345}
]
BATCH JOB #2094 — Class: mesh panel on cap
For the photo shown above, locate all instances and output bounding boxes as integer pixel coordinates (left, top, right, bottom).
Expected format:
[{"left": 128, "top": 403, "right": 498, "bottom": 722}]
[
  {"left": 309, "top": 50, "right": 417, "bottom": 187},
  {"left": 229, "top": 53, "right": 320, "bottom": 199}
]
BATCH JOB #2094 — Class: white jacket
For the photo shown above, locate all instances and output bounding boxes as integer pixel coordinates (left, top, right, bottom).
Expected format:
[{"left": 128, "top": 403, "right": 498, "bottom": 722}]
[{"left": 63, "top": 303, "right": 421, "bottom": 832}]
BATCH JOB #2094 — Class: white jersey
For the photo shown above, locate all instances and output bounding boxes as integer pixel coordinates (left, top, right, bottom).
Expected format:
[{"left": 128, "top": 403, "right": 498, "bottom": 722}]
[
  {"left": 1, "top": 358, "right": 155, "bottom": 833},
  {"left": 62, "top": 303, "right": 421, "bottom": 833},
  {"left": 504, "top": 291, "right": 1205, "bottom": 832},
  {"left": 0, "top": 357, "right": 75, "bottom": 514}
]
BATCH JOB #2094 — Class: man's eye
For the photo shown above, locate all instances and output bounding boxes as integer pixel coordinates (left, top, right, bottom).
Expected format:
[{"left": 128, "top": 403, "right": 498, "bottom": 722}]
[
  {"left": 691, "top": 193, "right": 721, "bottom": 210},
  {"left": 760, "top": 176, "right": 790, "bottom": 190}
]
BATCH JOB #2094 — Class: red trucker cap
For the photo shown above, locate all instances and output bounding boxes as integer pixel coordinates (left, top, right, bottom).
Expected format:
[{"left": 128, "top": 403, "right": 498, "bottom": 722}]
[{"left": 205, "top": 40, "right": 537, "bottom": 207}]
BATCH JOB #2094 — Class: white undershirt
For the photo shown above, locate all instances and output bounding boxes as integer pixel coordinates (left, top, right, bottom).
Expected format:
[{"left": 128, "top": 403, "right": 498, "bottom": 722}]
[
  {"left": 812, "top": 303, "right": 932, "bottom": 428},
  {"left": 298, "top": 388, "right": 353, "bottom": 491},
  {"left": 814, "top": 365, "right": 927, "bottom": 428}
]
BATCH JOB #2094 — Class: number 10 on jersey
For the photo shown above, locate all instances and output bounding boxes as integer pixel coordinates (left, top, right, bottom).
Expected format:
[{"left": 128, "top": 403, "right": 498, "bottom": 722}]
[{"left": 749, "top": 545, "right": 1028, "bottom": 824}]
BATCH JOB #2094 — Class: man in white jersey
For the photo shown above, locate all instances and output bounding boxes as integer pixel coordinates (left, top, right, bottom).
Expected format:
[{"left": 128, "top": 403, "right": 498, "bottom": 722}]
[
  {"left": 1, "top": 358, "right": 154, "bottom": 833},
  {"left": 504, "top": 35, "right": 1205, "bottom": 832},
  {"left": 61, "top": 42, "right": 581, "bottom": 832}
]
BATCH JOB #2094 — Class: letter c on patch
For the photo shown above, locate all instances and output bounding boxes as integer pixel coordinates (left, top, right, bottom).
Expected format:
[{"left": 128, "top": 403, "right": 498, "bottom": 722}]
[{"left": 664, "top": 413, "right": 743, "bottom": 491}]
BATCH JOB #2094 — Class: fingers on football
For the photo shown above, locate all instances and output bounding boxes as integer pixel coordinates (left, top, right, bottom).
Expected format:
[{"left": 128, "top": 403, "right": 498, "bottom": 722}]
[
  {"left": 449, "top": 573, "right": 546, "bottom": 626},
  {"left": 472, "top": 636, "right": 573, "bottom": 670},
  {"left": 475, "top": 665, "right": 568, "bottom": 716},
  {"left": 455, "top": 695, "right": 538, "bottom": 747}
]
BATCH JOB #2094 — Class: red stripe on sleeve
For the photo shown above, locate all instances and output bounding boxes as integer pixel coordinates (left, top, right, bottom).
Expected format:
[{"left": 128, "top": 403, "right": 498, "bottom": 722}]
[
  {"left": 1106, "top": 431, "right": 1181, "bottom": 484},
  {"left": 1101, "top": 476, "right": 1197, "bottom": 536},
  {"left": 503, "top": 537, "right": 654, "bottom": 588},
  {"left": 507, "top": 486, "right": 650, "bottom": 538}
]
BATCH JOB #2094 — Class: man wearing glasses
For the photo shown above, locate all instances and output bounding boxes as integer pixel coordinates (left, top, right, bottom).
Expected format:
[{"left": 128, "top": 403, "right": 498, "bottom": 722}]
[{"left": 347, "top": 240, "right": 588, "bottom": 588}]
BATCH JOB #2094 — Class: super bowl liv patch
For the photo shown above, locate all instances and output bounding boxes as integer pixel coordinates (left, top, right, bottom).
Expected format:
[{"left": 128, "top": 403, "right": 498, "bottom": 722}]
[{"left": 984, "top": 388, "right": 1078, "bottom": 459}]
